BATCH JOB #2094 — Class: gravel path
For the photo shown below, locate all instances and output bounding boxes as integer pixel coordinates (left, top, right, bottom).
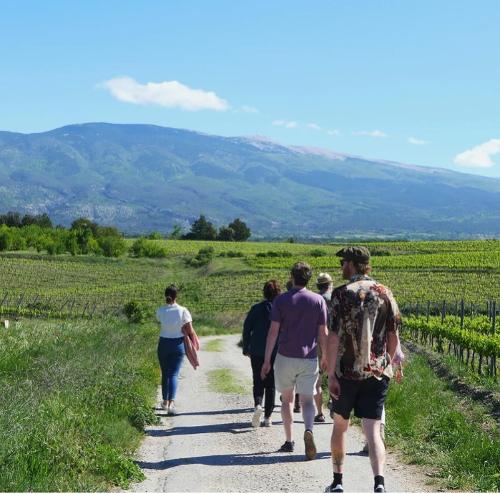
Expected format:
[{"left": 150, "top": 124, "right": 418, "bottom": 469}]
[{"left": 129, "top": 335, "right": 432, "bottom": 492}]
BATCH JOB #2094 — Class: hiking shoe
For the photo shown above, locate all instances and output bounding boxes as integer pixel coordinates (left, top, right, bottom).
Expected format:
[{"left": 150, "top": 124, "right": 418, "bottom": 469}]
[
  {"left": 314, "top": 413, "right": 326, "bottom": 423},
  {"left": 278, "top": 440, "right": 295, "bottom": 452},
  {"left": 374, "top": 485, "right": 385, "bottom": 493},
  {"left": 303, "top": 429, "right": 317, "bottom": 460},
  {"left": 263, "top": 417, "right": 272, "bottom": 427},
  {"left": 251, "top": 405, "right": 264, "bottom": 428},
  {"left": 327, "top": 483, "right": 344, "bottom": 492}
]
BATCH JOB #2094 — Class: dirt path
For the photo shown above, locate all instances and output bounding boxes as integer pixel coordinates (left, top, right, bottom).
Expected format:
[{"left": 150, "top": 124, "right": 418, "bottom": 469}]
[{"left": 129, "top": 335, "right": 432, "bottom": 492}]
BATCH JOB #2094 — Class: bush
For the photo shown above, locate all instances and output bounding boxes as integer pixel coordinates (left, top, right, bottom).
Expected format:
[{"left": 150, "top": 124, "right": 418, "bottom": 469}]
[
  {"left": 186, "top": 246, "right": 214, "bottom": 267},
  {"left": 148, "top": 232, "right": 163, "bottom": 240},
  {"left": 256, "top": 250, "right": 293, "bottom": 258},
  {"left": 129, "top": 238, "right": 167, "bottom": 258},
  {"left": 218, "top": 250, "right": 244, "bottom": 258},
  {"left": 310, "top": 248, "right": 327, "bottom": 257},
  {"left": 0, "top": 231, "right": 12, "bottom": 251},
  {"left": 98, "top": 236, "right": 127, "bottom": 257},
  {"left": 123, "top": 301, "right": 150, "bottom": 323}
]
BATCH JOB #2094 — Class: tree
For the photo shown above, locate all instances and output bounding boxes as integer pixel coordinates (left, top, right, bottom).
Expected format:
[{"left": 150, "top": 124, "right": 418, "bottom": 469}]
[
  {"left": 183, "top": 215, "right": 217, "bottom": 240},
  {"left": 169, "top": 224, "right": 183, "bottom": 240},
  {"left": 0, "top": 211, "right": 21, "bottom": 228},
  {"left": 228, "top": 218, "right": 251, "bottom": 241},
  {"left": 217, "top": 226, "right": 235, "bottom": 241}
]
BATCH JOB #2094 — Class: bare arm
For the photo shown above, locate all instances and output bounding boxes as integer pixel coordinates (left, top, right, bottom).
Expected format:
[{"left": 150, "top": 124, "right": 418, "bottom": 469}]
[
  {"left": 318, "top": 323, "right": 328, "bottom": 370},
  {"left": 327, "top": 331, "right": 341, "bottom": 399},
  {"left": 387, "top": 330, "right": 399, "bottom": 361},
  {"left": 260, "top": 321, "right": 280, "bottom": 379},
  {"left": 182, "top": 321, "right": 195, "bottom": 336}
]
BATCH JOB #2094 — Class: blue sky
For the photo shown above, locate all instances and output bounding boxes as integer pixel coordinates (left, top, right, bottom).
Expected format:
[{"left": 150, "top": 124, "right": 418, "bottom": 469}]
[{"left": 1, "top": 0, "right": 500, "bottom": 177}]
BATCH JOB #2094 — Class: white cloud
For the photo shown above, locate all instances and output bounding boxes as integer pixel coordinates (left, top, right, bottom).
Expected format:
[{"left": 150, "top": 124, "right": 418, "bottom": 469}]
[
  {"left": 100, "top": 76, "right": 229, "bottom": 111},
  {"left": 307, "top": 123, "right": 321, "bottom": 131},
  {"left": 241, "top": 105, "right": 259, "bottom": 113},
  {"left": 454, "top": 139, "right": 500, "bottom": 168},
  {"left": 408, "top": 137, "right": 428, "bottom": 145},
  {"left": 327, "top": 129, "right": 340, "bottom": 136},
  {"left": 272, "top": 119, "right": 298, "bottom": 129},
  {"left": 353, "top": 130, "right": 387, "bottom": 138}
]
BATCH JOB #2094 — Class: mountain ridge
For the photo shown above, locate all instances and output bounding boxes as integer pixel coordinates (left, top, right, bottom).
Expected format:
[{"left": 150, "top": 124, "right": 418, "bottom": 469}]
[{"left": 0, "top": 122, "right": 499, "bottom": 238}]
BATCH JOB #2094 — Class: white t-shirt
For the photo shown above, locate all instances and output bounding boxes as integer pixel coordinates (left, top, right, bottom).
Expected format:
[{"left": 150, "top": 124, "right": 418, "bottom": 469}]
[{"left": 156, "top": 303, "right": 192, "bottom": 338}]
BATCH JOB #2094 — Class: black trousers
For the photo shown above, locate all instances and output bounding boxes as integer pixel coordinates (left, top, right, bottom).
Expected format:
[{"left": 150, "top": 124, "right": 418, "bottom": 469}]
[{"left": 250, "top": 354, "right": 276, "bottom": 418}]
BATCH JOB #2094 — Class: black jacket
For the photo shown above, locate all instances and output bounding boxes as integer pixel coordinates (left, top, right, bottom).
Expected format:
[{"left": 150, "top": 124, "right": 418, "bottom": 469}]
[{"left": 242, "top": 300, "right": 278, "bottom": 358}]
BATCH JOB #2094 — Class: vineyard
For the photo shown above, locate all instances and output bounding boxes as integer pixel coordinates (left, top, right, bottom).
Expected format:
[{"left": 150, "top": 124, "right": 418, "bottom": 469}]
[{"left": 0, "top": 239, "right": 499, "bottom": 318}]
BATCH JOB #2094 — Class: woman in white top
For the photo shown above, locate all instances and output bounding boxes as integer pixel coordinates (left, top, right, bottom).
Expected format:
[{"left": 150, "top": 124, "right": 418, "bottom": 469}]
[{"left": 156, "top": 284, "right": 194, "bottom": 415}]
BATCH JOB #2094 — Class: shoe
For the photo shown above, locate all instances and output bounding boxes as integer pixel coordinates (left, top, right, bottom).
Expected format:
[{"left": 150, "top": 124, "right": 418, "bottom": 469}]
[
  {"left": 251, "top": 405, "right": 264, "bottom": 428},
  {"left": 167, "top": 404, "right": 176, "bottom": 416},
  {"left": 293, "top": 405, "right": 302, "bottom": 413},
  {"left": 161, "top": 401, "right": 169, "bottom": 411},
  {"left": 314, "top": 413, "right": 326, "bottom": 423},
  {"left": 327, "top": 483, "right": 344, "bottom": 492},
  {"left": 278, "top": 440, "right": 295, "bottom": 452},
  {"left": 303, "top": 429, "right": 317, "bottom": 460},
  {"left": 263, "top": 417, "right": 272, "bottom": 427},
  {"left": 374, "top": 485, "right": 385, "bottom": 493}
]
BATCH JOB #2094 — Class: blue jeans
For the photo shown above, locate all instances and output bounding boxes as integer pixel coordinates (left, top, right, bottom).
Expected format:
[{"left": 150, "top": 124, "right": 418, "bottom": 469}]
[{"left": 157, "top": 337, "right": 185, "bottom": 401}]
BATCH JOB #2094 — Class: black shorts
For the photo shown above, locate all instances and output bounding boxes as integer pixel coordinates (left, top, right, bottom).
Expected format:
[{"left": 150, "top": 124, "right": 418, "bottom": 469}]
[{"left": 331, "top": 375, "right": 389, "bottom": 420}]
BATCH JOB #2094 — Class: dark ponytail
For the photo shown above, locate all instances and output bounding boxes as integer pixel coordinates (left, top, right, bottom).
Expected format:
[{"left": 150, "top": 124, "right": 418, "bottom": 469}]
[{"left": 164, "top": 284, "right": 178, "bottom": 304}]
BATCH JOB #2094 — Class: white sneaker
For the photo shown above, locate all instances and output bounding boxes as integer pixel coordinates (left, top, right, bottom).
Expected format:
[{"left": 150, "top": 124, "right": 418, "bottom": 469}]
[
  {"left": 263, "top": 417, "right": 272, "bottom": 427},
  {"left": 251, "top": 405, "right": 263, "bottom": 427},
  {"left": 168, "top": 404, "right": 177, "bottom": 416},
  {"left": 161, "top": 401, "right": 169, "bottom": 411}
]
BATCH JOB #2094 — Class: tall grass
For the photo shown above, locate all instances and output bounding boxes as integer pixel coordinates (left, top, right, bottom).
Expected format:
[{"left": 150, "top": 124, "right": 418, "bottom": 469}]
[
  {"left": 386, "top": 355, "right": 500, "bottom": 491},
  {"left": 0, "top": 318, "right": 159, "bottom": 491}
]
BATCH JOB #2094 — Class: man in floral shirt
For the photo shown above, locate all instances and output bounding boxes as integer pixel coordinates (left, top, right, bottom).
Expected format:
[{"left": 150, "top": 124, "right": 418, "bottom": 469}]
[{"left": 326, "top": 247, "right": 401, "bottom": 494}]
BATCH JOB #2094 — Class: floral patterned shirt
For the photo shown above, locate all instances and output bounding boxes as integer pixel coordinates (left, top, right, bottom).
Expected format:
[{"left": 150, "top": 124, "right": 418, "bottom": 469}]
[{"left": 329, "top": 274, "right": 401, "bottom": 380}]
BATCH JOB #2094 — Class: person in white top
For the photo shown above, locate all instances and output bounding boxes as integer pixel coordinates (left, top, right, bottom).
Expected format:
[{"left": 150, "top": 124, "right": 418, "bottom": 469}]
[{"left": 156, "top": 284, "right": 194, "bottom": 415}]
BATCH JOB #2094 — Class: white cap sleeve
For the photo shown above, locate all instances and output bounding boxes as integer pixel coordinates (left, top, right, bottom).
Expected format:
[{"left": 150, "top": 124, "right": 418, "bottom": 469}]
[{"left": 182, "top": 308, "right": 192, "bottom": 325}]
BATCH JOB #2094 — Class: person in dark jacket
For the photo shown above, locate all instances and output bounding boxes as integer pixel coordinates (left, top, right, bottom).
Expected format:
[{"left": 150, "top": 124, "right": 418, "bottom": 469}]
[{"left": 243, "top": 279, "right": 281, "bottom": 427}]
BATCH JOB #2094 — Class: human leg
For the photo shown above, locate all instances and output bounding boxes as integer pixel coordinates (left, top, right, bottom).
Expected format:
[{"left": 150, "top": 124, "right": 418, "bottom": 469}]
[
  {"left": 165, "top": 350, "right": 184, "bottom": 401},
  {"left": 362, "top": 418, "right": 385, "bottom": 476},
  {"left": 263, "top": 364, "right": 276, "bottom": 419},
  {"left": 280, "top": 387, "right": 295, "bottom": 442},
  {"left": 314, "top": 374, "right": 325, "bottom": 421},
  {"left": 157, "top": 338, "right": 170, "bottom": 403},
  {"left": 250, "top": 355, "right": 265, "bottom": 407},
  {"left": 331, "top": 413, "right": 349, "bottom": 473}
]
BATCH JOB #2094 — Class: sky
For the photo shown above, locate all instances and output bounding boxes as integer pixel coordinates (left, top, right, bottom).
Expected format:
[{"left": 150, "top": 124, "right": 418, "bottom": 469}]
[{"left": 1, "top": 1, "right": 500, "bottom": 177}]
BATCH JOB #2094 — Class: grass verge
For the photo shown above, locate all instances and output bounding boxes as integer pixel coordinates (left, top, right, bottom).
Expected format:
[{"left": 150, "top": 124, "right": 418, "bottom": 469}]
[
  {"left": 385, "top": 354, "right": 499, "bottom": 492},
  {"left": 207, "top": 368, "right": 248, "bottom": 394},
  {"left": 203, "top": 338, "right": 224, "bottom": 352},
  {"left": 0, "top": 317, "right": 159, "bottom": 491}
]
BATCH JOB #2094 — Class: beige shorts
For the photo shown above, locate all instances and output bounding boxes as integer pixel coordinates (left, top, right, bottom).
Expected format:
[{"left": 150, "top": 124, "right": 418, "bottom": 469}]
[{"left": 274, "top": 353, "right": 319, "bottom": 395}]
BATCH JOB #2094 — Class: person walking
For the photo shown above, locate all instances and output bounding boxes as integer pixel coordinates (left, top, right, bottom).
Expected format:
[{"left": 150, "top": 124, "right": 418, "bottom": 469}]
[
  {"left": 156, "top": 284, "right": 198, "bottom": 416},
  {"left": 242, "top": 279, "right": 282, "bottom": 428},
  {"left": 261, "top": 262, "right": 328, "bottom": 460},
  {"left": 326, "top": 247, "right": 402, "bottom": 493},
  {"left": 314, "top": 272, "right": 333, "bottom": 423}
]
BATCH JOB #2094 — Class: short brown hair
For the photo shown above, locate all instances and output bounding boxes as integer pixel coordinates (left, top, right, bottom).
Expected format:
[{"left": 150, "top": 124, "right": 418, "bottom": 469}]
[
  {"left": 353, "top": 262, "right": 372, "bottom": 275},
  {"left": 291, "top": 262, "right": 312, "bottom": 286},
  {"left": 263, "top": 279, "right": 281, "bottom": 301}
]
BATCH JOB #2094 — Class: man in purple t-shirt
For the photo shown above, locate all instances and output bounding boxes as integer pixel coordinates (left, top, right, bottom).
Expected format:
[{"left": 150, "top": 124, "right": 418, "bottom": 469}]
[{"left": 261, "top": 262, "right": 328, "bottom": 460}]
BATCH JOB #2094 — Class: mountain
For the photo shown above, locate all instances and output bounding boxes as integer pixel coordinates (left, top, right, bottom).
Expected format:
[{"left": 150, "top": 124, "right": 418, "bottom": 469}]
[{"left": 0, "top": 122, "right": 499, "bottom": 238}]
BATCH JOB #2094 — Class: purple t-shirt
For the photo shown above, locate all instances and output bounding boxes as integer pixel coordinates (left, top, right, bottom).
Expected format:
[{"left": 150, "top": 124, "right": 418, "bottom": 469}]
[{"left": 271, "top": 287, "right": 327, "bottom": 359}]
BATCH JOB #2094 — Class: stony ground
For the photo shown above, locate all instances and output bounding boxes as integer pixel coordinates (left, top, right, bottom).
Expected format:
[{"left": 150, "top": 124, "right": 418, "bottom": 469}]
[{"left": 128, "top": 335, "right": 433, "bottom": 493}]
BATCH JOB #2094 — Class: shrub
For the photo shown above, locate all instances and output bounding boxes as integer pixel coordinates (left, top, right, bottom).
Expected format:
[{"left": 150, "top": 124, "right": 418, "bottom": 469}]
[
  {"left": 310, "top": 248, "right": 327, "bottom": 257},
  {"left": 123, "top": 301, "right": 150, "bottom": 323},
  {"left": 256, "top": 250, "right": 293, "bottom": 258},
  {"left": 129, "top": 238, "right": 167, "bottom": 258},
  {"left": 98, "top": 236, "right": 127, "bottom": 257},
  {"left": 186, "top": 246, "right": 214, "bottom": 267},
  {"left": 0, "top": 231, "right": 12, "bottom": 251}
]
